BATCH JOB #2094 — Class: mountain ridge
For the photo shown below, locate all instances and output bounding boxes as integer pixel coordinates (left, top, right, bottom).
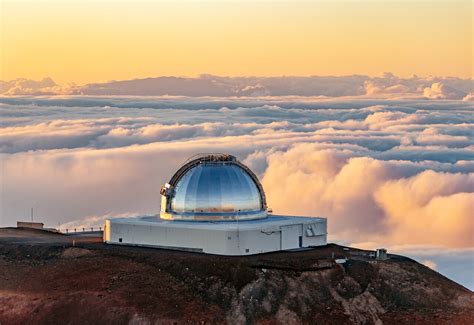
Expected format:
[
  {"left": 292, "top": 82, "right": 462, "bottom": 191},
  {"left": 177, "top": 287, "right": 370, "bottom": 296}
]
[{"left": 0, "top": 228, "right": 472, "bottom": 324}]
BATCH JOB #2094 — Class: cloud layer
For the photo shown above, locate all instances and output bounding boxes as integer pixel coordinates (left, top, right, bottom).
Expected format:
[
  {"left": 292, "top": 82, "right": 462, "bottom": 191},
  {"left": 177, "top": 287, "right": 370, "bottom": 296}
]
[
  {"left": 261, "top": 146, "right": 473, "bottom": 247},
  {"left": 1, "top": 74, "right": 473, "bottom": 99}
]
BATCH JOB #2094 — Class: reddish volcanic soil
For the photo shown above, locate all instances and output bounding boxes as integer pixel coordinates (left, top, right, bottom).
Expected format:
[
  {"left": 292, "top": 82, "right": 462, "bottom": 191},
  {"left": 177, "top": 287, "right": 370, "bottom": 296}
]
[{"left": 0, "top": 228, "right": 472, "bottom": 324}]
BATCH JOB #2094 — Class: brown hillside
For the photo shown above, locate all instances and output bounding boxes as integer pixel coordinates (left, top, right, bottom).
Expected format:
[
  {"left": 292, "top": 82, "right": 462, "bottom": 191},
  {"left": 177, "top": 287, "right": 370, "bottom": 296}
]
[{"left": 0, "top": 228, "right": 472, "bottom": 324}]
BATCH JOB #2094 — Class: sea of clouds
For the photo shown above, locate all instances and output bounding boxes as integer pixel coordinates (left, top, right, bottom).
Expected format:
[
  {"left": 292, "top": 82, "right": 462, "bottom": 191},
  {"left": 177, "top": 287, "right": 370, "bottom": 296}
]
[{"left": 0, "top": 91, "right": 473, "bottom": 289}]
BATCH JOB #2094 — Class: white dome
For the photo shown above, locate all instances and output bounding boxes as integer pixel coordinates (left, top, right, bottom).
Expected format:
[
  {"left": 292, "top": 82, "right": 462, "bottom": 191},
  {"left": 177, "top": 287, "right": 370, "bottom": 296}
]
[{"left": 160, "top": 154, "right": 267, "bottom": 221}]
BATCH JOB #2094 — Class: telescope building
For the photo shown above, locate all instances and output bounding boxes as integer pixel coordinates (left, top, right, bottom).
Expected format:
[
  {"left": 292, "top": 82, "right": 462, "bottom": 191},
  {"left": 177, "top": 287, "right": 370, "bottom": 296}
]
[{"left": 104, "top": 154, "right": 327, "bottom": 255}]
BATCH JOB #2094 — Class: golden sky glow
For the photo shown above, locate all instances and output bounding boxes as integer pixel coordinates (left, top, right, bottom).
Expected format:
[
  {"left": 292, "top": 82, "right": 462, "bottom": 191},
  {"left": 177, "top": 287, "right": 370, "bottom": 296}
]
[{"left": 1, "top": 0, "right": 472, "bottom": 84}]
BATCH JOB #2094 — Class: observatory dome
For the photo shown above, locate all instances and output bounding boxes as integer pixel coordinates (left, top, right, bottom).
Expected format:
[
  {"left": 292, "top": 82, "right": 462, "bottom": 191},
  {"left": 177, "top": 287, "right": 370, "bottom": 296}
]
[{"left": 160, "top": 154, "right": 268, "bottom": 221}]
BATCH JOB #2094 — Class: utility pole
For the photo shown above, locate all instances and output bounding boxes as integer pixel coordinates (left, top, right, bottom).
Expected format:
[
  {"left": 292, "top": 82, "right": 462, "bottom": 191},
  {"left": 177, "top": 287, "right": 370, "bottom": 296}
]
[{"left": 31, "top": 208, "right": 33, "bottom": 222}]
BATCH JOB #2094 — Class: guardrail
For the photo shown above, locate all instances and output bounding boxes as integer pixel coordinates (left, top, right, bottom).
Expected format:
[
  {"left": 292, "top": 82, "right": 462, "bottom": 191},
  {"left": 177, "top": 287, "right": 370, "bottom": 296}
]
[{"left": 60, "top": 226, "right": 102, "bottom": 233}]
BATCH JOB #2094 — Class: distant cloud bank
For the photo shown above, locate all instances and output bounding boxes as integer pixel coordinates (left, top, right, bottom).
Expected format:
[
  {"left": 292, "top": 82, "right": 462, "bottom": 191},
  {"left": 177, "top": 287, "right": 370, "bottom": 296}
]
[{"left": 1, "top": 73, "right": 473, "bottom": 100}]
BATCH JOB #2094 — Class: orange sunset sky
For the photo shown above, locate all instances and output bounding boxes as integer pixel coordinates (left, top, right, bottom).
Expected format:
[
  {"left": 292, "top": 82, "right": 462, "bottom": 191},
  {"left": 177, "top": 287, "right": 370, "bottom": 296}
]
[{"left": 1, "top": 0, "right": 472, "bottom": 84}]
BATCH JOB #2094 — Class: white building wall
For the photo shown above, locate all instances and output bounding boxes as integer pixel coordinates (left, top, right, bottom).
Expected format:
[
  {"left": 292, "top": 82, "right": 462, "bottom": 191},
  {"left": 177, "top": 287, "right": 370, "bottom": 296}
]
[
  {"left": 281, "top": 224, "right": 302, "bottom": 250},
  {"left": 104, "top": 216, "right": 327, "bottom": 256},
  {"left": 232, "top": 228, "right": 281, "bottom": 255},
  {"left": 302, "top": 221, "right": 327, "bottom": 247},
  {"left": 106, "top": 221, "right": 228, "bottom": 253}
]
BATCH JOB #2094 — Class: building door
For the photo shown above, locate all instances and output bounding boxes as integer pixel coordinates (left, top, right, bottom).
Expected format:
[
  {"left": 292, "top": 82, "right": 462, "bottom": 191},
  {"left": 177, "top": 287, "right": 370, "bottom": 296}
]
[{"left": 281, "top": 225, "right": 302, "bottom": 250}]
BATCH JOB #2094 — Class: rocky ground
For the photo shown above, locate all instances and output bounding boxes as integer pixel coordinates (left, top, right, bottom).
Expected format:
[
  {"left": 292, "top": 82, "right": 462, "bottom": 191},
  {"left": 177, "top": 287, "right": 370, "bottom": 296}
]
[{"left": 0, "top": 228, "right": 472, "bottom": 324}]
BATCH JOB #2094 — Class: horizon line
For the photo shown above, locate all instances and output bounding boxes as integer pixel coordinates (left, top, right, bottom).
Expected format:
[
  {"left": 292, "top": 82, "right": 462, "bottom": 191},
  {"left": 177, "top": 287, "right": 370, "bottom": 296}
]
[{"left": 2, "top": 72, "right": 473, "bottom": 86}]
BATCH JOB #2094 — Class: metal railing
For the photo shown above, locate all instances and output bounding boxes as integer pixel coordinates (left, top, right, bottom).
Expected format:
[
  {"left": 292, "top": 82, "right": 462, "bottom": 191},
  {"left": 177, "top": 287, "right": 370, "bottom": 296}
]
[{"left": 59, "top": 226, "right": 102, "bottom": 233}]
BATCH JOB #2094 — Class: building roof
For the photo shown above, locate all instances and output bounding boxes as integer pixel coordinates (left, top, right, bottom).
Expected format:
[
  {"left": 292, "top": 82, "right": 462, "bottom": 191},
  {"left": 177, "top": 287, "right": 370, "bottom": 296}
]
[{"left": 110, "top": 215, "right": 326, "bottom": 231}]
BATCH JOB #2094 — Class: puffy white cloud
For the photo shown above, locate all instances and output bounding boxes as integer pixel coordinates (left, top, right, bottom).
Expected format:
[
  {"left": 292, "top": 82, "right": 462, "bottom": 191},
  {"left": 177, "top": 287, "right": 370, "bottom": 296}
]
[
  {"left": 462, "top": 92, "right": 474, "bottom": 101},
  {"left": 364, "top": 81, "right": 411, "bottom": 96},
  {"left": 260, "top": 144, "right": 473, "bottom": 248},
  {"left": 0, "top": 77, "right": 77, "bottom": 95},
  {"left": 362, "top": 74, "right": 472, "bottom": 99},
  {"left": 423, "top": 82, "right": 468, "bottom": 99},
  {"left": 59, "top": 213, "right": 137, "bottom": 231},
  {"left": 374, "top": 171, "right": 473, "bottom": 247}
]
